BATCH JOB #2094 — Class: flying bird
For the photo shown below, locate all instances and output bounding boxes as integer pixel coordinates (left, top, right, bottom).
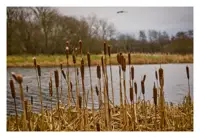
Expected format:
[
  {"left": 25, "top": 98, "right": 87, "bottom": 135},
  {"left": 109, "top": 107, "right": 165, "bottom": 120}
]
[{"left": 117, "top": 10, "right": 127, "bottom": 14}]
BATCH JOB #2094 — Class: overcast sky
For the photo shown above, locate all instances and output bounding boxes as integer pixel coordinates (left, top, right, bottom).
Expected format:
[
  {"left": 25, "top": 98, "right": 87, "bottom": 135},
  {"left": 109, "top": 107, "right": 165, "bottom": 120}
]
[{"left": 57, "top": 7, "right": 193, "bottom": 37}]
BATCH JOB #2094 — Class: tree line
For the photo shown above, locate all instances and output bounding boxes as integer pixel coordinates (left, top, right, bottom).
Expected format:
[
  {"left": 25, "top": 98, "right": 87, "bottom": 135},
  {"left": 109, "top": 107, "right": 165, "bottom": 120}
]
[{"left": 7, "top": 7, "right": 193, "bottom": 55}]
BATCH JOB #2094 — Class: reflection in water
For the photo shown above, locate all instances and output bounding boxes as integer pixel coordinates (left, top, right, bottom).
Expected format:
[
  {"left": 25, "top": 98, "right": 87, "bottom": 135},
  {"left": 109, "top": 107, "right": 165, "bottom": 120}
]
[{"left": 7, "top": 64, "right": 193, "bottom": 115}]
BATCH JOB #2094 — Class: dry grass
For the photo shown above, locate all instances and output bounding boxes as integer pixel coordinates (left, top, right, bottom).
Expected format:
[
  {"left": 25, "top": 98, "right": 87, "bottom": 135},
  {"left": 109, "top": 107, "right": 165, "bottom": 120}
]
[
  {"left": 7, "top": 53, "right": 193, "bottom": 67},
  {"left": 7, "top": 99, "right": 193, "bottom": 131}
]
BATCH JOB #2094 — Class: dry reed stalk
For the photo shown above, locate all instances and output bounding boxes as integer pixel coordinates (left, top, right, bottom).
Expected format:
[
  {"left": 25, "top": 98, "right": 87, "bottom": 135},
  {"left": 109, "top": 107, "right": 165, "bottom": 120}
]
[
  {"left": 9, "top": 79, "right": 19, "bottom": 130},
  {"left": 159, "top": 67, "right": 165, "bottom": 130},
  {"left": 153, "top": 82, "right": 157, "bottom": 130},
  {"left": 65, "top": 46, "right": 71, "bottom": 107},
  {"left": 129, "top": 87, "right": 135, "bottom": 130},
  {"left": 49, "top": 72, "right": 54, "bottom": 130},
  {"left": 24, "top": 100, "right": 31, "bottom": 131},
  {"left": 141, "top": 78, "right": 147, "bottom": 129},
  {"left": 128, "top": 53, "right": 131, "bottom": 88},
  {"left": 186, "top": 66, "right": 191, "bottom": 103},
  {"left": 87, "top": 52, "right": 95, "bottom": 129},
  {"left": 37, "top": 64, "right": 44, "bottom": 130},
  {"left": 155, "top": 70, "right": 159, "bottom": 99},
  {"left": 97, "top": 65, "right": 102, "bottom": 109},
  {"left": 60, "top": 64, "right": 63, "bottom": 104},
  {"left": 80, "top": 58, "right": 86, "bottom": 130},
  {"left": 79, "top": 40, "right": 82, "bottom": 57},
  {"left": 108, "top": 45, "right": 115, "bottom": 110},
  {"left": 121, "top": 55, "right": 128, "bottom": 129},
  {"left": 54, "top": 70, "right": 61, "bottom": 130},
  {"left": 12, "top": 73, "right": 27, "bottom": 130}
]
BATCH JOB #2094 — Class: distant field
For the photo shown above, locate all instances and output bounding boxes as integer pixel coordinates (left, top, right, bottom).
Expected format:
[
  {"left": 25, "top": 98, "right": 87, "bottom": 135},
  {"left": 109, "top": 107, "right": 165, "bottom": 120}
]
[{"left": 7, "top": 53, "right": 193, "bottom": 67}]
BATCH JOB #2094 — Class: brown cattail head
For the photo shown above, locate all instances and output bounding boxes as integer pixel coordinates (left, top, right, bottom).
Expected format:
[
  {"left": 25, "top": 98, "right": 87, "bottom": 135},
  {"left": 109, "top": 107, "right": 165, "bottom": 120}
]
[
  {"left": 60, "top": 63, "right": 63, "bottom": 70},
  {"left": 97, "top": 65, "right": 101, "bottom": 79},
  {"left": 37, "top": 64, "right": 41, "bottom": 77},
  {"left": 143, "top": 74, "right": 146, "bottom": 82},
  {"left": 131, "top": 66, "right": 134, "bottom": 80},
  {"left": 159, "top": 67, "right": 164, "bottom": 86},
  {"left": 108, "top": 45, "right": 111, "bottom": 57},
  {"left": 186, "top": 65, "right": 189, "bottom": 79},
  {"left": 70, "top": 81, "right": 73, "bottom": 90},
  {"left": 31, "top": 96, "right": 33, "bottom": 105},
  {"left": 79, "top": 40, "right": 82, "bottom": 54},
  {"left": 33, "top": 57, "right": 37, "bottom": 68},
  {"left": 49, "top": 81, "right": 52, "bottom": 97},
  {"left": 95, "top": 86, "right": 99, "bottom": 96},
  {"left": 153, "top": 82, "right": 157, "bottom": 106},
  {"left": 121, "top": 56, "right": 126, "bottom": 72},
  {"left": 72, "top": 54, "right": 76, "bottom": 64},
  {"left": 16, "top": 74, "right": 23, "bottom": 84},
  {"left": 80, "top": 58, "right": 84, "bottom": 79},
  {"left": 26, "top": 85, "right": 28, "bottom": 93},
  {"left": 104, "top": 41, "right": 107, "bottom": 56},
  {"left": 134, "top": 82, "right": 137, "bottom": 95},
  {"left": 141, "top": 80, "right": 145, "bottom": 95},
  {"left": 155, "top": 70, "right": 158, "bottom": 80},
  {"left": 66, "top": 46, "right": 69, "bottom": 59},
  {"left": 117, "top": 53, "right": 121, "bottom": 65},
  {"left": 96, "top": 123, "right": 100, "bottom": 131},
  {"left": 10, "top": 79, "right": 15, "bottom": 99},
  {"left": 87, "top": 52, "right": 91, "bottom": 67},
  {"left": 128, "top": 53, "right": 131, "bottom": 65},
  {"left": 101, "top": 56, "right": 105, "bottom": 74},
  {"left": 130, "top": 87, "right": 134, "bottom": 102},
  {"left": 78, "top": 96, "right": 82, "bottom": 108},
  {"left": 54, "top": 70, "right": 59, "bottom": 88},
  {"left": 11, "top": 72, "right": 17, "bottom": 82},
  {"left": 61, "top": 69, "right": 66, "bottom": 80}
]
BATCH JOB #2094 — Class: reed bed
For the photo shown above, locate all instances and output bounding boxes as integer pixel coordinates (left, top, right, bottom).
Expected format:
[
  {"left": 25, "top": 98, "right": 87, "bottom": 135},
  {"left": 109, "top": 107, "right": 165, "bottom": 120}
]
[{"left": 7, "top": 40, "right": 193, "bottom": 131}]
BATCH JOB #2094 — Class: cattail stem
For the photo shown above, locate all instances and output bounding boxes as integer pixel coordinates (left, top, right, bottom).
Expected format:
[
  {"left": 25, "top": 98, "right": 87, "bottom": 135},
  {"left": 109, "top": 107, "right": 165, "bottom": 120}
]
[
  {"left": 109, "top": 54, "right": 115, "bottom": 110},
  {"left": 13, "top": 97, "right": 19, "bottom": 130},
  {"left": 75, "top": 67, "right": 80, "bottom": 110}
]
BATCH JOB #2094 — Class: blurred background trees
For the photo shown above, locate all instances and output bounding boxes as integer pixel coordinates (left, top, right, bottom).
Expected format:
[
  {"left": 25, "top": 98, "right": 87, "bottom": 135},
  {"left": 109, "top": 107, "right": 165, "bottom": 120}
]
[{"left": 7, "top": 7, "right": 193, "bottom": 55}]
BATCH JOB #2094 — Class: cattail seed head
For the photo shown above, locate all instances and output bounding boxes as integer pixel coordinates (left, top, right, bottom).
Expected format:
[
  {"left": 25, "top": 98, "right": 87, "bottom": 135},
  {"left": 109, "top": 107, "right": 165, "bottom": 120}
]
[
  {"left": 134, "top": 82, "right": 137, "bottom": 95},
  {"left": 141, "top": 80, "right": 145, "bottom": 95},
  {"left": 130, "top": 87, "right": 134, "bottom": 102},
  {"left": 33, "top": 57, "right": 37, "bottom": 68},
  {"left": 101, "top": 56, "right": 105, "bottom": 74},
  {"left": 143, "top": 75, "right": 146, "bottom": 82},
  {"left": 37, "top": 64, "right": 41, "bottom": 77},
  {"left": 87, "top": 52, "right": 91, "bottom": 67},
  {"left": 121, "top": 56, "right": 126, "bottom": 72},
  {"left": 49, "top": 81, "right": 52, "bottom": 97},
  {"left": 108, "top": 45, "right": 111, "bottom": 57},
  {"left": 159, "top": 67, "right": 164, "bottom": 86},
  {"left": 54, "top": 70, "right": 59, "bottom": 88},
  {"left": 153, "top": 82, "right": 157, "bottom": 106},
  {"left": 66, "top": 46, "right": 69, "bottom": 59},
  {"left": 79, "top": 40, "right": 82, "bottom": 55},
  {"left": 10, "top": 79, "right": 15, "bottom": 99},
  {"left": 26, "top": 85, "right": 28, "bottom": 93},
  {"left": 31, "top": 96, "right": 33, "bottom": 105},
  {"left": 186, "top": 66, "right": 189, "bottom": 79},
  {"left": 131, "top": 66, "right": 134, "bottom": 80},
  {"left": 95, "top": 86, "right": 99, "bottom": 96},
  {"left": 78, "top": 96, "right": 82, "bottom": 108},
  {"left": 70, "top": 81, "right": 73, "bottom": 90},
  {"left": 104, "top": 41, "right": 107, "bottom": 56},
  {"left": 128, "top": 53, "right": 131, "bottom": 65},
  {"left": 11, "top": 72, "right": 17, "bottom": 82},
  {"left": 61, "top": 69, "right": 66, "bottom": 80},
  {"left": 117, "top": 53, "right": 121, "bottom": 65},
  {"left": 80, "top": 58, "right": 84, "bottom": 79},
  {"left": 72, "top": 54, "right": 76, "bottom": 64},
  {"left": 16, "top": 74, "right": 23, "bottom": 84},
  {"left": 155, "top": 70, "right": 158, "bottom": 80},
  {"left": 97, "top": 65, "right": 101, "bottom": 79}
]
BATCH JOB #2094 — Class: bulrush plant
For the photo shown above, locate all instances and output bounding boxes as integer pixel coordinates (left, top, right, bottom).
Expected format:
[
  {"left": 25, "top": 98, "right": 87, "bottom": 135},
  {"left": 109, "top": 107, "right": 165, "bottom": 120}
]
[
  {"left": 11, "top": 73, "right": 27, "bottom": 130},
  {"left": 129, "top": 87, "right": 135, "bottom": 130},
  {"left": 79, "top": 40, "right": 83, "bottom": 57},
  {"left": 96, "top": 65, "right": 102, "bottom": 109},
  {"left": 9, "top": 79, "right": 19, "bottom": 130},
  {"left": 108, "top": 45, "right": 115, "bottom": 109},
  {"left": 60, "top": 63, "right": 63, "bottom": 103},
  {"left": 186, "top": 66, "right": 191, "bottom": 104},
  {"left": 153, "top": 82, "right": 158, "bottom": 130},
  {"left": 87, "top": 52, "right": 95, "bottom": 129},
  {"left": 159, "top": 67, "right": 165, "bottom": 130}
]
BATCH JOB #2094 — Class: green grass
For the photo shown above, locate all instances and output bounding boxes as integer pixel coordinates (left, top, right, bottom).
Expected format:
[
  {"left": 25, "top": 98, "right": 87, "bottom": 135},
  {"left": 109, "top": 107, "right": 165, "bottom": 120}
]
[{"left": 7, "top": 53, "right": 193, "bottom": 67}]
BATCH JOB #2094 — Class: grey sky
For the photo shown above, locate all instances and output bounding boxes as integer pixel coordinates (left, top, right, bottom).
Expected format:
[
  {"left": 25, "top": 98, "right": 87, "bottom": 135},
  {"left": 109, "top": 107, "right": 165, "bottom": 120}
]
[{"left": 57, "top": 7, "right": 193, "bottom": 36}]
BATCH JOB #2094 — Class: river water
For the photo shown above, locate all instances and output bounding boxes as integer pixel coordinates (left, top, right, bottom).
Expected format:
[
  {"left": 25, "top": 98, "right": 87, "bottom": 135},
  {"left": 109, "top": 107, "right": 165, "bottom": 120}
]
[{"left": 7, "top": 64, "right": 193, "bottom": 115}]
